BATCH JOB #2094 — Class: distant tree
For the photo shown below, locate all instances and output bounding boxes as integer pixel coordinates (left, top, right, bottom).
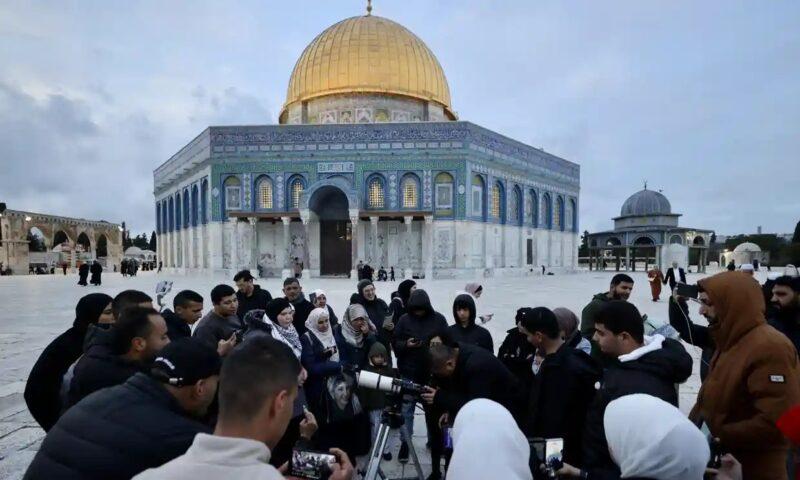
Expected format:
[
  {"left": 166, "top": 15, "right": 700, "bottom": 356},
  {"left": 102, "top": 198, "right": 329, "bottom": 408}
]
[
  {"left": 710, "top": 232, "right": 717, "bottom": 245},
  {"left": 131, "top": 233, "right": 149, "bottom": 250},
  {"left": 579, "top": 230, "right": 590, "bottom": 257},
  {"left": 793, "top": 220, "right": 800, "bottom": 243},
  {"left": 149, "top": 231, "right": 157, "bottom": 252}
]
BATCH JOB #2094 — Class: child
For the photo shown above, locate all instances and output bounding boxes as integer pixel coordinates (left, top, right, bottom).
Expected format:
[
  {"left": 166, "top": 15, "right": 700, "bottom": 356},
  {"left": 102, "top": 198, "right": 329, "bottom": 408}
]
[{"left": 358, "top": 342, "right": 400, "bottom": 461}]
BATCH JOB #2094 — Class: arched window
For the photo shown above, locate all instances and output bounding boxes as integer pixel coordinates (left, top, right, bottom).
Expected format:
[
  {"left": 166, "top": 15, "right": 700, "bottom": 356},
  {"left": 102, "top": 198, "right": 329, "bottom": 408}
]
[
  {"left": 200, "top": 179, "right": 208, "bottom": 224},
  {"left": 570, "top": 198, "right": 578, "bottom": 232},
  {"left": 471, "top": 174, "right": 485, "bottom": 219},
  {"left": 191, "top": 185, "right": 199, "bottom": 227},
  {"left": 542, "top": 193, "right": 553, "bottom": 229},
  {"left": 183, "top": 190, "right": 190, "bottom": 229},
  {"left": 530, "top": 190, "right": 539, "bottom": 227},
  {"left": 670, "top": 234, "right": 683, "bottom": 245},
  {"left": 367, "top": 175, "right": 385, "bottom": 209},
  {"left": 256, "top": 176, "right": 273, "bottom": 210},
  {"left": 510, "top": 186, "right": 522, "bottom": 225},
  {"left": 168, "top": 197, "right": 175, "bottom": 231},
  {"left": 288, "top": 176, "right": 305, "bottom": 210},
  {"left": 224, "top": 176, "right": 242, "bottom": 210},
  {"left": 175, "top": 192, "right": 182, "bottom": 229},
  {"left": 401, "top": 174, "right": 420, "bottom": 209},
  {"left": 491, "top": 181, "right": 505, "bottom": 221},
  {"left": 434, "top": 172, "right": 454, "bottom": 210},
  {"left": 555, "top": 196, "right": 565, "bottom": 231}
]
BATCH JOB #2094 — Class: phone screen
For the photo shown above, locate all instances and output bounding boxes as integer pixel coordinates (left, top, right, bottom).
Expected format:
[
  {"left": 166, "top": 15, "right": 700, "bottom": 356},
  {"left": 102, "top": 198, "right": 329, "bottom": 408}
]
[
  {"left": 675, "top": 283, "right": 699, "bottom": 299},
  {"left": 290, "top": 448, "right": 337, "bottom": 480},
  {"left": 545, "top": 438, "right": 563, "bottom": 464}
]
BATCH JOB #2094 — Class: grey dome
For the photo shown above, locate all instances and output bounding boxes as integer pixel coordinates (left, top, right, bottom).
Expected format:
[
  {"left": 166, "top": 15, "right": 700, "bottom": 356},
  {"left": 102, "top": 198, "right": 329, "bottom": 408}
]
[{"left": 620, "top": 189, "right": 672, "bottom": 217}]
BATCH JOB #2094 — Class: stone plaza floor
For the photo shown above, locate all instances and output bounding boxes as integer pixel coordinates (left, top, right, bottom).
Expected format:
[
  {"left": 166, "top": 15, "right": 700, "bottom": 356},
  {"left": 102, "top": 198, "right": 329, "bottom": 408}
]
[{"left": 0, "top": 266, "right": 753, "bottom": 478}]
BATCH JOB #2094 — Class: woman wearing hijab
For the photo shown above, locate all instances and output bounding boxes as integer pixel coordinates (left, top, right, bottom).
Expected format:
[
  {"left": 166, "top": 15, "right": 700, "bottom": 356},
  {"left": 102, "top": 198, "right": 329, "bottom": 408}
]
[
  {"left": 310, "top": 289, "right": 339, "bottom": 326},
  {"left": 447, "top": 399, "right": 532, "bottom": 480},
  {"left": 390, "top": 279, "right": 417, "bottom": 325},
  {"left": 300, "top": 307, "right": 346, "bottom": 413},
  {"left": 334, "top": 303, "right": 378, "bottom": 370},
  {"left": 356, "top": 279, "right": 393, "bottom": 351},
  {"left": 558, "top": 394, "right": 709, "bottom": 480},
  {"left": 24, "top": 293, "right": 113, "bottom": 431}
]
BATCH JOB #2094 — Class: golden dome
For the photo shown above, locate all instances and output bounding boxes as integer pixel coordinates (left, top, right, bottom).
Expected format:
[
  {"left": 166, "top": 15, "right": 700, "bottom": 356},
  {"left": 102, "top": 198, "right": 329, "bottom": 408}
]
[{"left": 280, "top": 14, "right": 454, "bottom": 122}]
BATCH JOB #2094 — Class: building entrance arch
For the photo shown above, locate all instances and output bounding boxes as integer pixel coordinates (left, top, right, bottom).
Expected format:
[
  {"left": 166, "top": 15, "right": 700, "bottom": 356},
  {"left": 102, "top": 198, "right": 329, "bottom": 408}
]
[{"left": 309, "top": 186, "right": 352, "bottom": 276}]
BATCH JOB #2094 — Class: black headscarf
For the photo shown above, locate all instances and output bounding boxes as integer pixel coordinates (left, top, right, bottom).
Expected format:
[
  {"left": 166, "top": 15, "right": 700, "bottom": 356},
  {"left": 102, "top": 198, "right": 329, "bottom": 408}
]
[
  {"left": 397, "top": 280, "right": 416, "bottom": 306},
  {"left": 265, "top": 297, "right": 292, "bottom": 323},
  {"left": 73, "top": 293, "right": 113, "bottom": 334}
]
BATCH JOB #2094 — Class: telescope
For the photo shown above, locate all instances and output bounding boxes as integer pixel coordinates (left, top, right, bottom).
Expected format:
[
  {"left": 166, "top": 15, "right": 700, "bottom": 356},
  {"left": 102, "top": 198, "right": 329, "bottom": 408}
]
[{"left": 354, "top": 369, "right": 427, "bottom": 396}]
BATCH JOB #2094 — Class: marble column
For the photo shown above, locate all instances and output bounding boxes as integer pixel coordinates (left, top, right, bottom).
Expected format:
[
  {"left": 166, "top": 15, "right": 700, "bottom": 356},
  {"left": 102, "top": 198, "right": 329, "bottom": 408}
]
[
  {"left": 423, "top": 216, "right": 434, "bottom": 280},
  {"left": 281, "top": 217, "right": 292, "bottom": 279},
  {"left": 300, "top": 211, "right": 310, "bottom": 275},
  {"left": 197, "top": 223, "right": 206, "bottom": 270},
  {"left": 228, "top": 218, "right": 239, "bottom": 272},
  {"left": 369, "top": 216, "right": 379, "bottom": 265},
  {"left": 70, "top": 241, "right": 77, "bottom": 269},
  {"left": 350, "top": 213, "right": 360, "bottom": 280},
  {"left": 518, "top": 226, "right": 525, "bottom": 270},
  {"left": 187, "top": 225, "right": 195, "bottom": 269},
  {"left": 483, "top": 223, "right": 492, "bottom": 270},
  {"left": 403, "top": 216, "right": 413, "bottom": 279},
  {"left": 248, "top": 217, "right": 259, "bottom": 274},
  {"left": 625, "top": 247, "right": 631, "bottom": 272}
]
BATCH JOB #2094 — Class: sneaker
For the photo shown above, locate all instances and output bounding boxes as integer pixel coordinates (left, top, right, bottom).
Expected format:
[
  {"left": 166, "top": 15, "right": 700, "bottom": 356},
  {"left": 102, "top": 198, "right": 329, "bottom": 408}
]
[
  {"left": 382, "top": 452, "right": 393, "bottom": 461},
  {"left": 398, "top": 442, "right": 409, "bottom": 463}
]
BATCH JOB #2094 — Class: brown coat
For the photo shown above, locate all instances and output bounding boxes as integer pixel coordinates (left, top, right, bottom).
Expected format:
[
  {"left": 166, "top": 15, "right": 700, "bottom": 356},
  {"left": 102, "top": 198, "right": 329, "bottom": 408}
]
[{"left": 690, "top": 271, "right": 800, "bottom": 480}]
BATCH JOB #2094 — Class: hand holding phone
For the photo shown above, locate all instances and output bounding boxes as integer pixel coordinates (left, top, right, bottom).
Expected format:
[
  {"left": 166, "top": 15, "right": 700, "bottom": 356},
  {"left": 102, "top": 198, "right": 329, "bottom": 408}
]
[{"left": 675, "top": 282, "right": 699, "bottom": 299}]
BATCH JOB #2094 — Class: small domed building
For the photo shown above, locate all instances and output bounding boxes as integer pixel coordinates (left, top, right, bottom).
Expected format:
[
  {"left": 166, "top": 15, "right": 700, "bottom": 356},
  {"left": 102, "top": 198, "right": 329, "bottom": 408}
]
[
  {"left": 153, "top": 7, "right": 580, "bottom": 278},
  {"left": 587, "top": 187, "right": 713, "bottom": 272},
  {"left": 720, "top": 242, "right": 767, "bottom": 268}
]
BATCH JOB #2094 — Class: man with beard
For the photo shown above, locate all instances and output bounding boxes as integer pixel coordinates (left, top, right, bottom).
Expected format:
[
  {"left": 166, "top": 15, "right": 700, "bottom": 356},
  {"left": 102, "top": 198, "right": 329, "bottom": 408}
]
[
  {"left": 283, "top": 277, "right": 315, "bottom": 335},
  {"left": 690, "top": 271, "right": 800, "bottom": 480},
  {"left": 580, "top": 274, "right": 634, "bottom": 361},
  {"left": 193, "top": 284, "right": 241, "bottom": 353},
  {"left": 392, "top": 289, "right": 448, "bottom": 464},
  {"left": 68, "top": 306, "right": 171, "bottom": 407},
  {"left": 768, "top": 276, "right": 800, "bottom": 353},
  {"left": 578, "top": 300, "right": 693, "bottom": 479},
  {"left": 25, "top": 339, "right": 220, "bottom": 480},
  {"left": 447, "top": 293, "right": 493, "bottom": 352},
  {"left": 234, "top": 269, "right": 272, "bottom": 320}
]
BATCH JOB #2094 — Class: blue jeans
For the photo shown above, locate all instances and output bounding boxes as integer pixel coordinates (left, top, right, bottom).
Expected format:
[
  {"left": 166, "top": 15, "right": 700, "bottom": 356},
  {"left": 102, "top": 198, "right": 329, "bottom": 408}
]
[{"left": 401, "top": 395, "right": 416, "bottom": 442}]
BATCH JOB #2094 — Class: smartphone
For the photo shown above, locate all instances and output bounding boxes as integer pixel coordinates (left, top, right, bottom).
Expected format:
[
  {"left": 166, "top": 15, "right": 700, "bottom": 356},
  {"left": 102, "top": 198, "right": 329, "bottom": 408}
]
[
  {"left": 528, "top": 437, "right": 546, "bottom": 464},
  {"left": 675, "top": 282, "right": 699, "bottom": 299},
  {"left": 290, "top": 448, "right": 337, "bottom": 480},
  {"left": 545, "top": 438, "right": 564, "bottom": 477}
]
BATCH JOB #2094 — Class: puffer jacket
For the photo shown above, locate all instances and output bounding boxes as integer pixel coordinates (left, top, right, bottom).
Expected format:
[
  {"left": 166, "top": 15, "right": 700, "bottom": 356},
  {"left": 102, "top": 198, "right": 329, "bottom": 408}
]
[
  {"left": 24, "top": 373, "right": 210, "bottom": 480},
  {"left": 690, "top": 271, "right": 800, "bottom": 480}
]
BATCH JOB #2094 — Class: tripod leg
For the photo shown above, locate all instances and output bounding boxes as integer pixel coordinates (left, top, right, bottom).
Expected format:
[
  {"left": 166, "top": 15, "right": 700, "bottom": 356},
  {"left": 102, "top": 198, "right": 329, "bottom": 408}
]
[
  {"left": 364, "top": 423, "right": 392, "bottom": 480},
  {"left": 399, "top": 423, "right": 425, "bottom": 480}
]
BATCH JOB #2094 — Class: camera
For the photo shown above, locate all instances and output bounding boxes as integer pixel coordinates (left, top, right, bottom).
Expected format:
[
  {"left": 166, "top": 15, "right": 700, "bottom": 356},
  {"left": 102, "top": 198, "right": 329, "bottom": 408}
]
[
  {"left": 675, "top": 282, "right": 699, "bottom": 299},
  {"left": 355, "top": 369, "right": 428, "bottom": 396}
]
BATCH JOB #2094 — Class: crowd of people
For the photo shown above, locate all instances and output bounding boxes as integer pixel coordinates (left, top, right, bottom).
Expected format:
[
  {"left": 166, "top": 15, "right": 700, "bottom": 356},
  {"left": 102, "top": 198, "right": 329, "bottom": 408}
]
[{"left": 19, "top": 264, "right": 800, "bottom": 480}]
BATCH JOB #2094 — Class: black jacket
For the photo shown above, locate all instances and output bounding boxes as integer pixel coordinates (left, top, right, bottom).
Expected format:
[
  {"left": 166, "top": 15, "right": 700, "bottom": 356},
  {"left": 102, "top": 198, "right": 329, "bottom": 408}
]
[
  {"left": 768, "top": 307, "right": 800, "bottom": 355},
  {"left": 448, "top": 294, "right": 494, "bottom": 352},
  {"left": 236, "top": 285, "right": 273, "bottom": 320},
  {"left": 24, "top": 373, "right": 210, "bottom": 480},
  {"left": 664, "top": 267, "right": 686, "bottom": 290},
  {"left": 392, "top": 290, "right": 448, "bottom": 383},
  {"left": 161, "top": 309, "right": 192, "bottom": 341},
  {"left": 582, "top": 337, "right": 693, "bottom": 475},
  {"left": 24, "top": 327, "right": 84, "bottom": 431},
  {"left": 67, "top": 343, "right": 148, "bottom": 409},
  {"left": 525, "top": 344, "right": 601, "bottom": 466},
  {"left": 290, "top": 296, "right": 315, "bottom": 336},
  {"left": 433, "top": 343, "right": 521, "bottom": 420},
  {"left": 668, "top": 296, "right": 713, "bottom": 380},
  {"left": 497, "top": 327, "right": 536, "bottom": 390}
]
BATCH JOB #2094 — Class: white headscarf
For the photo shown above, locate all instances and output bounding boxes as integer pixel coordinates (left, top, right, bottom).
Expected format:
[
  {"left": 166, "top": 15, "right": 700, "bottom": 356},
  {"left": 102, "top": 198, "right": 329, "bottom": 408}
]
[
  {"left": 447, "top": 399, "right": 532, "bottom": 480},
  {"left": 785, "top": 264, "right": 799, "bottom": 277},
  {"left": 305, "top": 307, "right": 339, "bottom": 361},
  {"left": 341, "top": 303, "right": 376, "bottom": 347},
  {"left": 311, "top": 289, "right": 326, "bottom": 305},
  {"left": 604, "top": 394, "right": 708, "bottom": 480}
]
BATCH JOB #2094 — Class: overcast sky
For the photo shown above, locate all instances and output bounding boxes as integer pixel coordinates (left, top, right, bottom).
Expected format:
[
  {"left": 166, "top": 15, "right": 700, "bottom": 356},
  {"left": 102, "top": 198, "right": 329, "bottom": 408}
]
[{"left": 1, "top": 0, "right": 798, "bottom": 235}]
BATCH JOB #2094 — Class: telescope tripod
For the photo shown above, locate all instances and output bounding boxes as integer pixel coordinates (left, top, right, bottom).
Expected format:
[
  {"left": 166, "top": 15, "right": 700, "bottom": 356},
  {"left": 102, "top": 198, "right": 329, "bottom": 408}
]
[{"left": 363, "top": 399, "right": 424, "bottom": 480}]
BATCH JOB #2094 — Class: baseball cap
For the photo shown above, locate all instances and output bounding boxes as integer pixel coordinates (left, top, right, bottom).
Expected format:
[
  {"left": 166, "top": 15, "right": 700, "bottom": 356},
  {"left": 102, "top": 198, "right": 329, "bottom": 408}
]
[{"left": 151, "top": 338, "right": 221, "bottom": 386}]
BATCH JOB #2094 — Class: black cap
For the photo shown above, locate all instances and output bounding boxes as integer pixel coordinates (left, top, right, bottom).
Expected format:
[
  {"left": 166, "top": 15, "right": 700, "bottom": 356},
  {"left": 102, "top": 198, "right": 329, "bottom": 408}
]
[
  {"left": 151, "top": 338, "right": 221, "bottom": 387},
  {"left": 515, "top": 307, "right": 534, "bottom": 323},
  {"left": 266, "top": 297, "right": 292, "bottom": 322}
]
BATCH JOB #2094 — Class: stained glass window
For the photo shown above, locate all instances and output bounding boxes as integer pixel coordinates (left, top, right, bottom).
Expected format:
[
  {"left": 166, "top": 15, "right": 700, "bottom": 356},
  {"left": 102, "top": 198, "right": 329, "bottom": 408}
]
[
  {"left": 290, "top": 178, "right": 304, "bottom": 209},
  {"left": 368, "top": 177, "right": 385, "bottom": 208},
  {"left": 491, "top": 183, "right": 501, "bottom": 218},
  {"left": 258, "top": 178, "right": 273, "bottom": 209},
  {"left": 402, "top": 176, "right": 418, "bottom": 209}
]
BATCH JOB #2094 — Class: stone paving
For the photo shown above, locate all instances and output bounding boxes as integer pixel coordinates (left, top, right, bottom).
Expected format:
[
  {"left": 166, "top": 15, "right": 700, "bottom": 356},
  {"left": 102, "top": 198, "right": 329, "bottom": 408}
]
[{"left": 0, "top": 267, "right": 743, "bottom": 478}]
